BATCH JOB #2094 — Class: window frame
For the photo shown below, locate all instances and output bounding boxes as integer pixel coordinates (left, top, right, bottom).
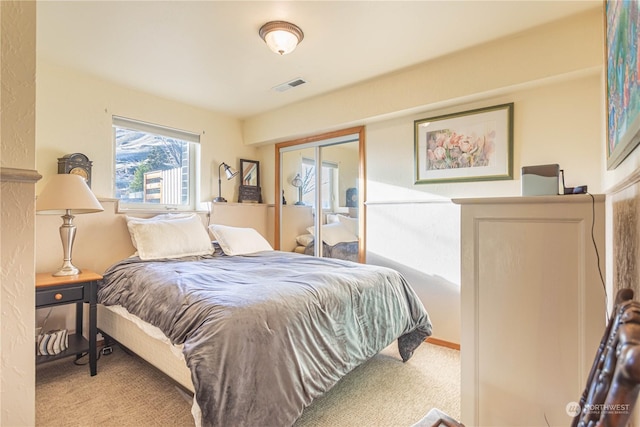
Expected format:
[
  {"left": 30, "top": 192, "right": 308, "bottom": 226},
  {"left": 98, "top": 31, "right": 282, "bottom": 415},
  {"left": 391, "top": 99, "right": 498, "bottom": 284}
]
[
  {"left": 112, "top": 116, "right": 200, "bottom": 212},
  {"left": 301, "top": 157, "right": 338, "bottom": 210}
]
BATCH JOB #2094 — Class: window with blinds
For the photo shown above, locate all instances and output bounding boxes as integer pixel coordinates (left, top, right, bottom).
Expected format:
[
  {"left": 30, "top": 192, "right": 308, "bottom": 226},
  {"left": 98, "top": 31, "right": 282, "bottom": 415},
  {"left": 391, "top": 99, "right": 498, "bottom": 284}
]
[{"left": 113, "top": 116, "right": 200, "bottom": 211}]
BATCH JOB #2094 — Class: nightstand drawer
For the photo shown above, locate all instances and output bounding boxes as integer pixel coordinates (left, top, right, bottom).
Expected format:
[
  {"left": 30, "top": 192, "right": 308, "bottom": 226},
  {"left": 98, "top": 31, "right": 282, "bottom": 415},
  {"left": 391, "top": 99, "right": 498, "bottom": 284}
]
[{"left": 36, "top": 285, "right": 84, "bottom": 306}]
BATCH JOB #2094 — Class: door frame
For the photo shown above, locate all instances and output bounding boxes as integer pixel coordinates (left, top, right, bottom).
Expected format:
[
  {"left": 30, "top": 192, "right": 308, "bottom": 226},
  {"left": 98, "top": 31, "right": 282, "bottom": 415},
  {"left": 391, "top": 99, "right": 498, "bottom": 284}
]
[{"left": 274, "top": 126, "right": 366, "bottom": 263}]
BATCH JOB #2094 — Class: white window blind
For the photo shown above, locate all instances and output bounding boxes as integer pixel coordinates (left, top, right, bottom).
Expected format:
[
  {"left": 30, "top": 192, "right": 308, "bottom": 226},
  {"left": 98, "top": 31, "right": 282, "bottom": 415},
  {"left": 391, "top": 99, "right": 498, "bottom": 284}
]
[
  {"left": 112, "top": 116, "right": 200, "bottom": 143},
  {"left": 113, "top": 116, "right": 200, "bottom": 211}
]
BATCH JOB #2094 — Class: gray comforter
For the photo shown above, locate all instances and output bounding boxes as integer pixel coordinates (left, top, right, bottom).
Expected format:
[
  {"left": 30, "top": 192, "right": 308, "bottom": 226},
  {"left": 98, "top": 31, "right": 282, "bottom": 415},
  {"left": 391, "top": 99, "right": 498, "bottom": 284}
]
[
  {"left": 98, "top": 251, "right": 432, "bottom": 427},
  {"left": 303, "top": 240, "right": 359, "bottom": 262}
]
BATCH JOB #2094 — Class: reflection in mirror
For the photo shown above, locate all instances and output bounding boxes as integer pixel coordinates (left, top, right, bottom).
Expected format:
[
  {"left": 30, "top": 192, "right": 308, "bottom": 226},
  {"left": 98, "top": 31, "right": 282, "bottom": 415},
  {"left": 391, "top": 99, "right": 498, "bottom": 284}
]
[
  {"left": 280, "top": 150, "right": 315, "bottom": 253},
  {"left": 279, "top": 138, "right": 360, "bottom": 262},
  {"left": 240, "top": 159, "right": 259, "bottom": 187}
]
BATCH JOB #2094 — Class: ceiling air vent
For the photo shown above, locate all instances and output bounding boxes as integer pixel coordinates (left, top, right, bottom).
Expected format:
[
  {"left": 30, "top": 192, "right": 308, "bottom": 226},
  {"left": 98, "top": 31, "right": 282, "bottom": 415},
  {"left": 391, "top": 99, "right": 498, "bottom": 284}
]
[{"left": 272, "top": 78, "right": 308, "bottom": 93}]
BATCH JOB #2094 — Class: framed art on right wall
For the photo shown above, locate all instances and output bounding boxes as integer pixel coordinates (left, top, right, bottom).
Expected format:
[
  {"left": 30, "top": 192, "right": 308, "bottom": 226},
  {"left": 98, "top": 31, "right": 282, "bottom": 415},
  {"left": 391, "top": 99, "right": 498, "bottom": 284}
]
[{"left": 606, "top": 0, "right": 640, "bottom": 170}]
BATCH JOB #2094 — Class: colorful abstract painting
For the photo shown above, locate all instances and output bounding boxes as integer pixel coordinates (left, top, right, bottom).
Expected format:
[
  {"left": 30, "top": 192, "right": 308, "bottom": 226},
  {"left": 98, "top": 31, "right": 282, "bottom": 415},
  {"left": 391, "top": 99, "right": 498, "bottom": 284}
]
[{"left": 606, "top": 0, "right": 640, "bottom": 169}]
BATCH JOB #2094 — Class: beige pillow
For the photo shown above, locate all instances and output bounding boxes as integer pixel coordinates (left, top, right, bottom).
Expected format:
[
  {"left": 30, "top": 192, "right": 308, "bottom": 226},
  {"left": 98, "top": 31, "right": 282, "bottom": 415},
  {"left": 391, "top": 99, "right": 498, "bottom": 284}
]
[
  {"left": 126, "top": 214, "right": 213, "bottom": 260},
  {"left": 208, "top": 224, "right": 273, "bottom": 256}
]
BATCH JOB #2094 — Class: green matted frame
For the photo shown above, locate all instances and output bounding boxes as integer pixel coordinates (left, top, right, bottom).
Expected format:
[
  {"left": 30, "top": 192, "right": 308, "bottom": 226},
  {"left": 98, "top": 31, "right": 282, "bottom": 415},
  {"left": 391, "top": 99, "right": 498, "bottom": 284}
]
[{"left": 414, "top": 103, "right": 514, "bottom": 184}]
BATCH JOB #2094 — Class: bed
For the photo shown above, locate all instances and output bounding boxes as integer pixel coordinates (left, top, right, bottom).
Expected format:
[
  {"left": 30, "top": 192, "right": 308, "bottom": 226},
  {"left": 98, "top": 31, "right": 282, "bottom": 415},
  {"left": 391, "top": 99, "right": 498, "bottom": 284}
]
[{"left": 97, "top": 215, "right": 432, "bottom": 427}]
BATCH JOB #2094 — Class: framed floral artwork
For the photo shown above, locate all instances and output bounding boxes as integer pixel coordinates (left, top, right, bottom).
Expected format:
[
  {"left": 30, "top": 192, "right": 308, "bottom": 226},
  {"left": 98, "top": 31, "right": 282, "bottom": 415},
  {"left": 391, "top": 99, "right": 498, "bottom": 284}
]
[
  {"left": 605, "top": 0, "right": 640, "bottom": 170},
  {"left": 414, "top": 103, "right": 513, "bottom": 184}
]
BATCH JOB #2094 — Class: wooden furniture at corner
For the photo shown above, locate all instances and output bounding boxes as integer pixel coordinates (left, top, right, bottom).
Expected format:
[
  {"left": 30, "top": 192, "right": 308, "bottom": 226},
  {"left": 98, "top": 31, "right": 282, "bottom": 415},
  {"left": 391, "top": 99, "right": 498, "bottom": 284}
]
[
  {"left": 572, "top": 288, "right": 640, "bottom": 426},
  {"left": 453, "top": 195, "right": 606, "bottom": 425},
  {"left": 35, "top": 269, "right": 101, "bottom": 376}
]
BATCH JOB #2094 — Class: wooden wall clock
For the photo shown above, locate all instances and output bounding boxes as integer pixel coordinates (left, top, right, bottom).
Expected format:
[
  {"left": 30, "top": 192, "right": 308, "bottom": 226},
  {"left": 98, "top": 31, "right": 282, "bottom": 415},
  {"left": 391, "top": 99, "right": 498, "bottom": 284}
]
[{"left": 58, "top": 153, "right": 92, "bottom": 188}]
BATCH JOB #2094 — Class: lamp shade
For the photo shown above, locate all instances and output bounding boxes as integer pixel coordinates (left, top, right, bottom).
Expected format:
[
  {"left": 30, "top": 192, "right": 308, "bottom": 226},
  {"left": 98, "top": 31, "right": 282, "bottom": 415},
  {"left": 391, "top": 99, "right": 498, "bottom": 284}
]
[
  {"left": 259, "top": 21, "right": 304, "bottom": 55},
  {"left": 36, "top": 174, "right": 104, "bottom": 214},
  {"left": 223, "top": 163, "right": 239, "bottom": 180}
]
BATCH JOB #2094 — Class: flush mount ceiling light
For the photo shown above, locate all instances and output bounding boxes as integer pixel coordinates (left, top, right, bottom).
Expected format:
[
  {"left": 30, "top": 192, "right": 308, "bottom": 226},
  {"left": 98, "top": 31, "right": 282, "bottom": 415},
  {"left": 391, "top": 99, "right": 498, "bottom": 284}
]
[{"left": 259, "top": 21, "right": 304, "bottom": 55}]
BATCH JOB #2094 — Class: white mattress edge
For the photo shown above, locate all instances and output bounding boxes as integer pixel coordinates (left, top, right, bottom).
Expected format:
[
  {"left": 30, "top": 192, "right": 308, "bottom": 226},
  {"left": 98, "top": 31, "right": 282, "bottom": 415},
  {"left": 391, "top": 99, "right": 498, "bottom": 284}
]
[{"left": 104, "top": 305, "right": 185, "bottom": 360}]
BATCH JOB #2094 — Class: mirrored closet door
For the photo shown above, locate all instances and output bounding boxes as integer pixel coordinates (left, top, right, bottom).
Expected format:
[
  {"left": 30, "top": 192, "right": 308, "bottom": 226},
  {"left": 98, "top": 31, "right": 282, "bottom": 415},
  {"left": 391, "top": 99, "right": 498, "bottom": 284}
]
[{"left": 275, "top": 127, "right": 365, "bottom": 262}]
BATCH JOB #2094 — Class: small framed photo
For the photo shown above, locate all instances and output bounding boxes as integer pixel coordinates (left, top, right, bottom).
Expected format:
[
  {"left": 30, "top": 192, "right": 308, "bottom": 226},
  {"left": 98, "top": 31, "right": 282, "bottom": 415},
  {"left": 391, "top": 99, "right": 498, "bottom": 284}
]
[{"left": 414, "top": 103, "right": 513, "bottom": 184}]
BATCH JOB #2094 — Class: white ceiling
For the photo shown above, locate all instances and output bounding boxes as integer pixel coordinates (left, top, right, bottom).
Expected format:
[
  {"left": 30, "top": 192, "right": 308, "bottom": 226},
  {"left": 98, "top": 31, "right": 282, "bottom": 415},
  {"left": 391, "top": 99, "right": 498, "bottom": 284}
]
[{"left": 36, "top": 1, "right": 600, "bottom": 119}]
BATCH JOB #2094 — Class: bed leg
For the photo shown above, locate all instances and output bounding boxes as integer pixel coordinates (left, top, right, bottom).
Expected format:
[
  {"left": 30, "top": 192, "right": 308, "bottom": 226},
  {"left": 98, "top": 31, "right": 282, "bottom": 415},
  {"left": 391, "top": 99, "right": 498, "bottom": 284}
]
[{"left": 99, "top": 329, "right": 115, "bottom": 355}]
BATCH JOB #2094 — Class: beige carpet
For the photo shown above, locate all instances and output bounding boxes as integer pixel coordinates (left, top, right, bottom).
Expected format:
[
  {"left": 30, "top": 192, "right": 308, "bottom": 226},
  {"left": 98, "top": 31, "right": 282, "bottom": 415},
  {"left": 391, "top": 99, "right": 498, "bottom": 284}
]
[{"left": 36, "top": 342, "right": 460, "bottom": 427}]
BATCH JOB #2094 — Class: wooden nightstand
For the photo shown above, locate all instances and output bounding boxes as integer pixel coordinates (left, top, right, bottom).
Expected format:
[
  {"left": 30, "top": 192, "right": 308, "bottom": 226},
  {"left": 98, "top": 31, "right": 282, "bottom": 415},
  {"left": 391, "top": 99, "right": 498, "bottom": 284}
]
[{"left": 35, "top": 270, "right": 101, "bottom": 376}]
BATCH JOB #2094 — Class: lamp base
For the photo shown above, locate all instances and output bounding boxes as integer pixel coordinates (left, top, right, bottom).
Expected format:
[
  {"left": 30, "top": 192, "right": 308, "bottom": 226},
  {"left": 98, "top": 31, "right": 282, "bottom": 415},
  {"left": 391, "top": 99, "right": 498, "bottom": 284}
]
[
  {"left": 53, "top": 262, "right": 81, "bottom": 277},
  {"left": 55, "top": 212, "right": 80, "bottom": 277},
  {"left": 213, "top": 197, "right": 228, "bottom": 203}
]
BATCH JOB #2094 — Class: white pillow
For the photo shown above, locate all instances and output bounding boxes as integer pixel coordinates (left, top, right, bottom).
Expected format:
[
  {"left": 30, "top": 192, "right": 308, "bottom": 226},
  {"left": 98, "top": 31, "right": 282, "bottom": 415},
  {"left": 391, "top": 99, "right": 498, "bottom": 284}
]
[
  {"left": 307, "top": 222, "right": 358, "bottom": 246},
  {"left": 126, "top": 214, "right": 213, "bottom": 260},
  {"left": 337, "top": 214, "right": 358, "bottom": 237},
  {"left": 326, "top": 213, "right": 341, "bottom": 224},
  {"left": 208, "top": 224, "right": 273, "bottom": 256},
  {"left": 126, "top": 213, "right": 194, "bottom": 249}
]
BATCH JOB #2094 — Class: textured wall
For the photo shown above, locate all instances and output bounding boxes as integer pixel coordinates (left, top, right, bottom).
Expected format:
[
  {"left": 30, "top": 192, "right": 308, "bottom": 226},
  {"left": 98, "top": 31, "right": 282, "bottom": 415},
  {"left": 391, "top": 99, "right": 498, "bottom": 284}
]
[
  {"left": 1, "top": 1, "right": 36, "bottom": 170},
  {"left": 0, "top": 1, "right": 38, "bottom": 425},
  {"left": 608, "top": 175, "right": 640, "bottom": 427},
  {"left": 0, "top": 177, "right": 38, "bottom": 426},
  {"left": 611, "top": 183, "right": 640, "bottom": 298}
]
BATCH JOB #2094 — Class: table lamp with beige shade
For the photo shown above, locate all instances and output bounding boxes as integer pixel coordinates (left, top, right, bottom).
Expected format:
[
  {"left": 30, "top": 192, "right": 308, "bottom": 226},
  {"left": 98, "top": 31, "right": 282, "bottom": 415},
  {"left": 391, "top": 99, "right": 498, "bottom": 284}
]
[{"left": 36, "top": 174, "right": 104, "bottom": 276}]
